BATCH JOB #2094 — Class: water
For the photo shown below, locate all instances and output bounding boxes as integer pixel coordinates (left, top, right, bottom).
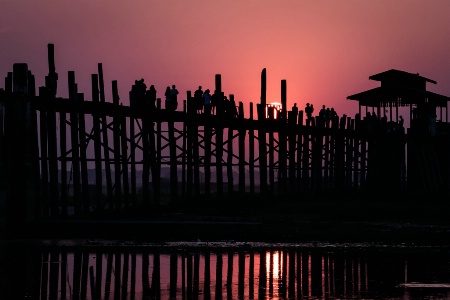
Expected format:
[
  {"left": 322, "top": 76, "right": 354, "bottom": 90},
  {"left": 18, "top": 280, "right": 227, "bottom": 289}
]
[{"left": 2, "top": 241, "right": 450, "bottom": 299}]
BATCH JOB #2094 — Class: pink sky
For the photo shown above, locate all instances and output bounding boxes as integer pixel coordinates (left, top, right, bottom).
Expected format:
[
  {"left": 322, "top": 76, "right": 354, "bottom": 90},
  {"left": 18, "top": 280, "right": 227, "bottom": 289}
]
[{"left": 1, "top": 0, "right": 450, "bottom": 118}]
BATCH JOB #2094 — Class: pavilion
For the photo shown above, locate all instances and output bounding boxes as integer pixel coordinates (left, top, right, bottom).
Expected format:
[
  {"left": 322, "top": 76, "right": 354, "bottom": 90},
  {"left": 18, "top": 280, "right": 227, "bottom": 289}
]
[{"left": 347, "top": 69, "right": 449, "bottom": 132}]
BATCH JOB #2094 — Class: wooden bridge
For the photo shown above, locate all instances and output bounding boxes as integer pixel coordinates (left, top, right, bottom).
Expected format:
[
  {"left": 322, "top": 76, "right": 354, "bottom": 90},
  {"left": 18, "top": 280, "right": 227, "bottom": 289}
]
[{"left": 1, "top": 45, "right": 449, "bottom": 226}]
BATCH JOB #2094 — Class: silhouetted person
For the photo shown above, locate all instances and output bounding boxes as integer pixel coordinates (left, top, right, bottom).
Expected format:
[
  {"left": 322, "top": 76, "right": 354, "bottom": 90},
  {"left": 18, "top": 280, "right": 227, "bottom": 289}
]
[
  {"left": 130, "top": 78, "right": 147, "bottom": 107},
  {"left": 292, "top": 103, "right": 298, "bottom": 122},
  {"left": 330, "top": 107, "right": 337, "bottom": 127},
  {"left": 325, "top": 108, "right": 331, "bottom": 127},
  {"left": 319, "top": 104, "right": 326, "bottom": 119},
  {"left": 170, "top": 85, "right": 179, "bottom": 110},
  {"left": 305, "top": 103, "right": 314, "bottom": 125},
  {"left": 203, "top": 89, "right": 212, "bottom": 115},
  {"left": 136, "top": 78, "right": 146, "bottom": 93},
  {"left": 194, "top": 86, "right": 203, "bottom": 113},
  {"left": 148, "top": 85, "right": 157, "bottom": 109},
  {"left": 165, "top": 86, "right": 173, "bottom": 110}
]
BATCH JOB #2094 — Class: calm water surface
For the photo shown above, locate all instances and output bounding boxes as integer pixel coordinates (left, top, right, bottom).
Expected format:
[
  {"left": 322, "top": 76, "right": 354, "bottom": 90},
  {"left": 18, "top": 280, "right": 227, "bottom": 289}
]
[{"left": 2, "top": 242, "right": 450, "bottom": 299}]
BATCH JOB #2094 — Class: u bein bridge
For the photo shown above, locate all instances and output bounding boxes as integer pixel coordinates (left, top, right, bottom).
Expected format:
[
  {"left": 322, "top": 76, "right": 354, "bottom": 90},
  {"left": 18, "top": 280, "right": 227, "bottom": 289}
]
[{"left": 1, "top": 44, "right": 450, "bottom": 224}]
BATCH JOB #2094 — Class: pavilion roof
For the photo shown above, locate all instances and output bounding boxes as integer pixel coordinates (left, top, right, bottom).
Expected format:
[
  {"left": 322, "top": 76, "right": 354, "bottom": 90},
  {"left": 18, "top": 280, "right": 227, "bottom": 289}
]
[
  {"left": 369, "top": 69, "right": 437, "bottom": 85},
  {"left": 347, "top": 85, "right": 450, "bottom": 107},
  {"left": 347, "top": 69, "right": 450, "bottom": 107}
]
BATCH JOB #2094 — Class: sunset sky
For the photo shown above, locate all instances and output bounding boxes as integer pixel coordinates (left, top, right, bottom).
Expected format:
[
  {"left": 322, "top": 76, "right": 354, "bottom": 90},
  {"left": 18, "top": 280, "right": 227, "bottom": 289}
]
[{"left": 1, "top": 0, "right": 450, "bottom": 118}]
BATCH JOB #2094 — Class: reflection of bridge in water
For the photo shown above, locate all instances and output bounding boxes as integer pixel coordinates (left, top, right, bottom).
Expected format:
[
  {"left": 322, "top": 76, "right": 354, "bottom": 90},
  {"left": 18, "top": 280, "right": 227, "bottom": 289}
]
[
  {"left": 1, "top": 44, "right": 450, "bottom": 226},
  {"left": 5, "top": 244, "right": 450, "bottom": 299}
]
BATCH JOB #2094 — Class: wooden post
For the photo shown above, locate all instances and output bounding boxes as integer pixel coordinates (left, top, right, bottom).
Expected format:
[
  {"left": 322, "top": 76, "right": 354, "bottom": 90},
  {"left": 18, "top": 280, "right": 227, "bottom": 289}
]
[
  {"left": 258, "top": 69, "right": 268, "bottom": 195},
  {"left": 302, "top": 129, "right": 310, "bottom": 191},
  {"left": 45, "top": 43, "right": 59, "bottom": 218},
  {"left": 46, "top": 98, "right": 59, "bottom": 218},
  {"left": 129, "top": 101, "right": 137, "bottom": 205},
  {"left": 268, "top": 125, "right": 275, "bottom": 194},
  {"left": 328, "top": 121, "right": 335, "bottom": 189},
  {"left": 281, "top": 79, "right": 287, "bottom": 120},
  {"left": 68, "top": 71, "right": 81, "bottom": 215},
  {"left": 98, "top": 63, "right": 113, "bottom": 207},
  {"left": 5, "top": 64, "right": 35, "bottom": 235},
  {"left": 296, "top": 122, "right": 303, "bottom": 193},
  {"left": 360, "top": 136, "right": 367, "bottom": 188},
  {"left": 226, "top": 95, "right": 235, "bottom": 194},
  {"left": 168, "top": 114, "right": 178, "bottom": 203},
  {"left": 204, "top": 112, "right": 212, "bottom": 197},
  {"left": 0, "top": 97, "right": 3, "bottom": 175},
  {"left": 38, "top": 87, "right": 49, "bottom": 217},
  {"left": 238, "top": 102, "right": 246, "bottom": 196},
  {"left": 182, "top": 100, "right": 187, "bottom": 199},
  {"left": 154, "top": 96, "right": 161, "bottom": 204},
  {"left": 77, "top": 92, "right": 90, "bottom": 214},
  {"left": 311, "top": 126, "right": 323, "bottom": 191},
  {"left": 215, "top": 74, "right": 224, "bottom": 196},
  {"left": 288, "top": 111, "right": 296, "bottom": 194},
  {"left": 323, "top": 130, "right": 330, "bottom": 190},
  {"left": 59, "top": 98, "right": 68, "bottom": 217},
  {"left": 92, "top": 74, "right": 103, "bottom": 210},
  {"left": 121, "top": 106, "right": 130, "bottom": 206},
  {"left": 345, "top": 117, "right": 353, "bottom": 189},
  {"left": 186, "top": 91, "right": 194, "bottom": 199},
  {"left": 279, "top": 79, "right": 288, "bottom": 195},
  {"left": 141, "top": 104, "right": 151, "bottom": 205},
  {"left": 193, "top": 111, "right": 200, "bottom": 197},
  {"left": 112, "top": 80, "right": 122, "bottom": 210},
  {"left": 249, "top": 103, "right": 255, "bottom": 197},
  {"left": 335, "top": 116, "right": 347, "bottom": 191},
  {"left": 352, "top": 118, "right": 360, "bottom": 190}
]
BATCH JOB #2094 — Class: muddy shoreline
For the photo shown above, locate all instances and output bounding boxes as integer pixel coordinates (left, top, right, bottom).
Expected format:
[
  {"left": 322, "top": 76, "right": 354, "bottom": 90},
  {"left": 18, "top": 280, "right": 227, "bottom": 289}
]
[{"left": 3, "top": 201, "right": 449, "bottom": 245}]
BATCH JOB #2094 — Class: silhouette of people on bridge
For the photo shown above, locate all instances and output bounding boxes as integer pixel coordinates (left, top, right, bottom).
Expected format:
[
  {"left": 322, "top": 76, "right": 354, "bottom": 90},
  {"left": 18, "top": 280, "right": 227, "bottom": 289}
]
[
  {"left": 170, "top": 85, "right": 179, "bottom": 110},
  {"left": 305, "top": 103, "right": 314, "bottom": 125},
  {"left": 164, "top": 86, "right": 172, "bottom": 110},
  {"left": 194, "top": 86, "right": 203, "bottom": 114},
  {"left": 148, "top": 85, "right": 157, "bottom": 109},
  {"left": 292, "top": 103, "right": 298, "bottom": 114},
  {"left": 203, "top": 89, "right": 212, "bottom": 115},
  {"left": 165, "top": 85, "right": 179, "bottom": 111}
]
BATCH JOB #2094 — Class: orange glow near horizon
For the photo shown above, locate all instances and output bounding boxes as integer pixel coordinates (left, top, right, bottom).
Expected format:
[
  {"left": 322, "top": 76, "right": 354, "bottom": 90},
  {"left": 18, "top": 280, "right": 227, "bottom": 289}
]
[{"left": 1, "top": 0, "right": 450, "bottom": 120}]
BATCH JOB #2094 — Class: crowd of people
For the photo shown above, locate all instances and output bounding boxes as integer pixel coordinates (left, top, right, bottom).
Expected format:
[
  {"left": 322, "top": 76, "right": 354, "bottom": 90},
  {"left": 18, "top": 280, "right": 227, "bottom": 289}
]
[
  {"left": 130, "top": 80, "right": 404, "bottom": 134},
  {"left": 363, "top": 111, "right": 405, "bottom": 134},
  {"left": 303, "top": 103, "right": 339, "bottom": 127},
  {"left": 191, "top": 86, "right": 238, "bottom": 117}
]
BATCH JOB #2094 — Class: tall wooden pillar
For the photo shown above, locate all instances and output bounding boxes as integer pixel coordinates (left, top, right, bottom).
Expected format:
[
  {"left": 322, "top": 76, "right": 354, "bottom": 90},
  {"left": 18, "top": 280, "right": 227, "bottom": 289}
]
[
  {"left": 5, "top": 64, "right": 37, "bottom": 236},
  {"left": 238, "top": 102, "right": 246, "bottom": 196},
  {"left": 215, "top": 74, "right": 224, "bottom": 196},
  {"left": 258, "top": 69, "right": 268, "bottom": 195}
]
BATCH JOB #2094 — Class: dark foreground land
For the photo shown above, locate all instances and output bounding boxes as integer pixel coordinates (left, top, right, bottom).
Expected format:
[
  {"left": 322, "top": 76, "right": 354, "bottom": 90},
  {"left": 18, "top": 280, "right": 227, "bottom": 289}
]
[{"left": 6, "top": 197, "right": 450, "bottom": 246}]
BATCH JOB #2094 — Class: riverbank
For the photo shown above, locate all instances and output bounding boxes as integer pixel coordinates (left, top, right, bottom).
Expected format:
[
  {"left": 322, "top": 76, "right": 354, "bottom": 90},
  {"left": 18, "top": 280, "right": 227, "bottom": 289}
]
[{"left": 3, "top": 200, "right": 450, "bottom": 245}]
